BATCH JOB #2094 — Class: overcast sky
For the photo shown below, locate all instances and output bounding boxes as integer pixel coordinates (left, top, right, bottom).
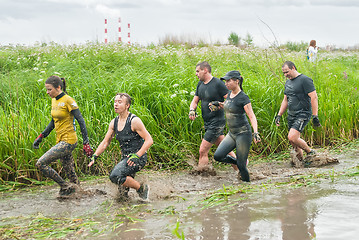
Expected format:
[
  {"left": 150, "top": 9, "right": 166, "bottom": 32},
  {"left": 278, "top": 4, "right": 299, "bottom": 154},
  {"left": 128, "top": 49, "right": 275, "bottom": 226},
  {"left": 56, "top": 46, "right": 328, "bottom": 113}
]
[{"left": 0, "top": 0, "right": 358, "bottom": 48}]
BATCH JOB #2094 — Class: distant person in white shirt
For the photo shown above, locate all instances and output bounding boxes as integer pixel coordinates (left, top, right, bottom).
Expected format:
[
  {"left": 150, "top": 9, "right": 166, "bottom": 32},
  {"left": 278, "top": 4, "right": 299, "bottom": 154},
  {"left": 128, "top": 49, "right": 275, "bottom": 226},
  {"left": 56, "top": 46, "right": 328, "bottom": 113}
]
[{"left": 307, "top": 40, "right": 318, "bottom": 62}]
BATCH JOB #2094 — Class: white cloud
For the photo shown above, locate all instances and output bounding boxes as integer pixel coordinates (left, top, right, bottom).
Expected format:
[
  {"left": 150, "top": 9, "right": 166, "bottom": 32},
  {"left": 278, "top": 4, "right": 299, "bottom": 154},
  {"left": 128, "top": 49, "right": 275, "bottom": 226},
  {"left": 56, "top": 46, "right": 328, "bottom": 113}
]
[
  {"left": 95, "top": 4, "right": 121, "bottom": 18},
  {"left": 0, "top": 0, "right": 358, "bottom": 47}
]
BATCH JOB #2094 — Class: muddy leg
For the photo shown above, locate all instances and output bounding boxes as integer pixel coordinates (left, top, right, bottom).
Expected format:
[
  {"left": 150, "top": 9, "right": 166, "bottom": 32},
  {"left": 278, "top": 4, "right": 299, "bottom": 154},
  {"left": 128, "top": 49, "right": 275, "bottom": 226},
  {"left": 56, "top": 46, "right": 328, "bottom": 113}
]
[
  {"left": 235, "top": 133, "right": 252, "bottom": 182},
  {"left": 198, "top": 139, "right": 212, "bottom": 170},
  {"left": 117, "top": 172, "right": 135, "bottom": 200},
  {"left": 36, "top": 164, "right": 66, "bottom": 186},
  {"left": 61, "top": 154, "right": 79, "bottom": 185},
  {"left": 36, "top": 142, "right": 76, "bottom": 187}
]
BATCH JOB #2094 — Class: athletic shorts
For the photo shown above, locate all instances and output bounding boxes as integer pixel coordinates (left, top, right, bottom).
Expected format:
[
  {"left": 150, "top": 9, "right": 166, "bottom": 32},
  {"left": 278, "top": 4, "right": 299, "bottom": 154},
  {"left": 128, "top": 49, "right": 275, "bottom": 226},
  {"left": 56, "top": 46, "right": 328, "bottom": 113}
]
[
  {"left": 109, "top": 154, "right": 147, "bottom": 185},
  {"left": 287, "top": 116, "right": 310, "bottom": 133},
  {"left": 203, "top": 124, "right": 225, "bottom": 143}
]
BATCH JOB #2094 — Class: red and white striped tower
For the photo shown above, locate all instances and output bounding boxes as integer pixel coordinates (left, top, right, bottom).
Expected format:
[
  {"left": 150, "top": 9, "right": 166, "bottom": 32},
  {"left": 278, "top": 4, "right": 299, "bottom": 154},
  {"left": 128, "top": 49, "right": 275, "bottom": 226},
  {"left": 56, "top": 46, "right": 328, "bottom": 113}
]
[
  {"left": 127, "top": 23, "right": 131, "bottom": 45},
  {"left": 118, "top": 17, "right": 122, "bottom": 42},
  {"left": 104, "top": 19, "right": 108, "bottom": 43}
]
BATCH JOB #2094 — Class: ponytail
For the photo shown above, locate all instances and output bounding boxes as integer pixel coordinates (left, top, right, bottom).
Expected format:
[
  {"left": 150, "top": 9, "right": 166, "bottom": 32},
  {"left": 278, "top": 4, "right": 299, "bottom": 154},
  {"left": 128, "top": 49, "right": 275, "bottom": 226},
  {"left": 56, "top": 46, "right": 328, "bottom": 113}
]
[
  {"left": 61, "top": 77, "right": 67, "bottom": 94},
  {"left": 238, "top": 76, "right": 243, "bottom": 91}
]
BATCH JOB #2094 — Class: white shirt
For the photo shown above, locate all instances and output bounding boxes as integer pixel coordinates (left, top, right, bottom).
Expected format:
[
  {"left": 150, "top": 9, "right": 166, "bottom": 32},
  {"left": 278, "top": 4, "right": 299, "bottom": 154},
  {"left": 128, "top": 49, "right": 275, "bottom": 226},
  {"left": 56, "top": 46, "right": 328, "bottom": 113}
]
[{"left": 308, "top": 46, "right": 318, "bottom": 62}]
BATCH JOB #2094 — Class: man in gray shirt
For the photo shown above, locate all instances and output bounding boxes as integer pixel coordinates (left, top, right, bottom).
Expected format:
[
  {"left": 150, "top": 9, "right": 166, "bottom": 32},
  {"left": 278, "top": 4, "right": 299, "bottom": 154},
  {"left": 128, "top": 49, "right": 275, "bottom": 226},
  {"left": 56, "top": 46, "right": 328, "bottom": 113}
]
[
  {"left": 275, "top": 61, "right": 321, "bottom": 165},
  {"left": 189, "top": 61, "right": 236, "bottom": 173}
]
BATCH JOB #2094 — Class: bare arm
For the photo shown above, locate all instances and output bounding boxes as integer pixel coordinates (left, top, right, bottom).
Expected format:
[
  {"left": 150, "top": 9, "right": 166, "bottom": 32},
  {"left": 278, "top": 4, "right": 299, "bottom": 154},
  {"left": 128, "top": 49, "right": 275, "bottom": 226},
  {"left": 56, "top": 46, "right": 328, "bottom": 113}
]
[
  {"left": 190, "top": 95, "right": 199, "bottom": 110},
  {"left": 131, "top": 117, "right": 153, "bottom": 157},
  {"left": 189, "top": 96, "right": 200, "bottom": 120},
  {"left": 277, "top": 95, "right": 288, "bottom": 116},
  {"left": 244, "top": 103, "right": 260, "bottom": 144},
  {"left": 276, "top": 95, "right": 288, "bottom": 126},
  {"left": 88, "top": 119, "right": 115, "bottom": 167},
  {"left": 308, "top": 90, "right": 319, "bottom": 116},
  {"left": 244, "top": 103, "right": 258, "bottom": 133}
]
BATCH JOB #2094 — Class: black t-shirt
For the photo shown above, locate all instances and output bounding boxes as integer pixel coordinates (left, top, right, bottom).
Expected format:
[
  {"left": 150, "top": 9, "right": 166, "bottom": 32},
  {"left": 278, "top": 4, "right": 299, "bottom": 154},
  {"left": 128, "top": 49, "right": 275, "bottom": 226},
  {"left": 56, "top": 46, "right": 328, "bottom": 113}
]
[
  {"left": 224, "top": 91, "right": 251, "bottom": 134},
  {"left": 284, "top": 74, "right": 316, "bottom": 118},
  {"left": 195, "top": 77, "right": 228, "bottom": 126}
]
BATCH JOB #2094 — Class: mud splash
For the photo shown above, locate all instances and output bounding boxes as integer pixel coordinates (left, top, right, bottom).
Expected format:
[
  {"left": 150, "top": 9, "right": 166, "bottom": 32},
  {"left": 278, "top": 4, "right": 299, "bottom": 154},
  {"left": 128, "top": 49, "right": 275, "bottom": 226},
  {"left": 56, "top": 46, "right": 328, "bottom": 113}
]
[{"left": 290, "top": 149, "right": 339, "bottom": 168}]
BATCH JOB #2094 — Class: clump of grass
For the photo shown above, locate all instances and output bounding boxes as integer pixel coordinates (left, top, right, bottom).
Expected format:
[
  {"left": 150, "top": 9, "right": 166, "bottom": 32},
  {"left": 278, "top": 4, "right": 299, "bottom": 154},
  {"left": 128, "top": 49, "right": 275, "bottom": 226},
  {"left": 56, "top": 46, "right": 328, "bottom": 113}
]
[{"left": 171, "top": 219, "right": 186, "bottom": 240}]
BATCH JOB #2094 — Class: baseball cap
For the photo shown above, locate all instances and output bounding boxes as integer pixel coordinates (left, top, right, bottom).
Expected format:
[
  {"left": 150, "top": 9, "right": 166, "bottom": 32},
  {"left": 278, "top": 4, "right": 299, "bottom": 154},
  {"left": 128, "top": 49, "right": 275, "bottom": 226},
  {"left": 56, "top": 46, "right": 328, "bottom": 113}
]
[{"left": 220, "top": 70, "right": 242, "bottom": 80}]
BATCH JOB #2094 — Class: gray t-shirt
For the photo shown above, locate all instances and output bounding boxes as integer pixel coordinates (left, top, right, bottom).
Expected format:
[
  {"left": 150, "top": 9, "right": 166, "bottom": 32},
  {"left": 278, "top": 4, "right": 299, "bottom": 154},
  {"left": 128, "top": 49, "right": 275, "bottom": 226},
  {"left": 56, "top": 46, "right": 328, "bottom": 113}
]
[
  {"left": 284, "top": 74, "right": 315, "bottom": 118},
  {"left": 195, "top": 77, "right": 228, "bottom": 126},
  {"left": 223, "top": 91, "right": 251, "bottom": 134}
]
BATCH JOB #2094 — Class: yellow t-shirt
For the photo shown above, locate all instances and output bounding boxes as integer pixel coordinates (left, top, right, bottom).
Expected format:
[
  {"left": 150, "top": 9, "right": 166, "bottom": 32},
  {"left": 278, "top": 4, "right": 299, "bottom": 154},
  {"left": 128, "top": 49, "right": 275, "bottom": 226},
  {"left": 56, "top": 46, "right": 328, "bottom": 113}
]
[{"left": 51, "top": 94, "right": 79, "bottom": 144}]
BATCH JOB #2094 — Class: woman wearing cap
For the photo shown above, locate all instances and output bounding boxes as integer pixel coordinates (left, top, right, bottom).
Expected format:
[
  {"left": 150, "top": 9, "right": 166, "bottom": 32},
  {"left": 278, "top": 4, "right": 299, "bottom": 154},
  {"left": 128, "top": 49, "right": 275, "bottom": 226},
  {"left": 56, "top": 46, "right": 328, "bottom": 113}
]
[
  {"left": 88, "top": 93, "right": 153, "bottom": 201},
  {"left": 32, "top": 75, "right": 94, "bottom": 196},
  {"left": 212, "top": 71, "right": 260, "bottom": 182}
]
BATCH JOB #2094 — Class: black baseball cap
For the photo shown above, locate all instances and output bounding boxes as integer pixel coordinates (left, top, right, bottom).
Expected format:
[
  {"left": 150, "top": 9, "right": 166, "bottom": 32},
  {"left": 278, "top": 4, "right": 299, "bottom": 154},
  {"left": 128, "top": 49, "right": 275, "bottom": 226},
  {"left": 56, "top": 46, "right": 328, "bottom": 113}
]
[{"left": 220, "top": 70, "right": 242, "bottom": 80}]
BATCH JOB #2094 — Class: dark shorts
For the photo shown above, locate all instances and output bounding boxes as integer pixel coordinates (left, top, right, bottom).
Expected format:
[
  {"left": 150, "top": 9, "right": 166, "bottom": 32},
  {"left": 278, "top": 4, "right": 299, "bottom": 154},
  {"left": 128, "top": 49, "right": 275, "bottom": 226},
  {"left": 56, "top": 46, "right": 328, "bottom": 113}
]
[
  {"left": 203, "top": 124, "right": 225, "bottom": 143},
  {"left": 109, "top": 154, "right": 147, "bottom": 185},
  {"left": 288, "top": 116, "right": 310, "bottom": 133}
]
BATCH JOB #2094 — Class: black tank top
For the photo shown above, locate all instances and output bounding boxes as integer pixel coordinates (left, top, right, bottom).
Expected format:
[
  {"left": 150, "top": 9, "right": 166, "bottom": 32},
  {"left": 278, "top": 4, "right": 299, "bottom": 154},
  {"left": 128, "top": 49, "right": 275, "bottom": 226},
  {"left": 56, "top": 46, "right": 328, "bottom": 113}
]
[{"left": 114, "top": 113, "right": 144, "bottom": 156}]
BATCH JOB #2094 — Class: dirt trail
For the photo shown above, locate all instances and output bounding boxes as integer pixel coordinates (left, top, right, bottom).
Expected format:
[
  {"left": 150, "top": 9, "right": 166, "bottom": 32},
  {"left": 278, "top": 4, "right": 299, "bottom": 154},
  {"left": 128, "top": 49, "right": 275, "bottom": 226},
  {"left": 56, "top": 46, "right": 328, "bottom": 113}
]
[
  {"left": 1, "top": 149, "right": 358, "bottom": 240},
  {"left": 0, "top": 150, "right": 342, "bottom": 220}
]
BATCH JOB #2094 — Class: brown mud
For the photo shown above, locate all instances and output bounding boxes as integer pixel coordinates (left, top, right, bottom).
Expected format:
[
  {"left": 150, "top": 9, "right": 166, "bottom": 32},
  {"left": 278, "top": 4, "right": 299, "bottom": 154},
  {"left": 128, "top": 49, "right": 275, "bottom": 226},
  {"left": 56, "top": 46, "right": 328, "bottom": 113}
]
[
  {"left": 0, "top": 150, "right": 340, "bottom": 216},
  {"left": 0, "top": 149, "right": 357, "bottom": 240}
]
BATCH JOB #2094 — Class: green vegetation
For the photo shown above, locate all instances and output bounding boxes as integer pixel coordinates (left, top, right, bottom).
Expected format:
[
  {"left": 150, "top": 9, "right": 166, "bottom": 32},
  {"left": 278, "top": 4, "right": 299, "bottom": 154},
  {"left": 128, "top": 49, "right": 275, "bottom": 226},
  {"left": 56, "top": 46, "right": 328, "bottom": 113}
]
[
  {"left": 1, "top": 43, "right": 359, "bottom": 183},
  {"left": 0, "top": 201, "right": 148, "bottom": 239},
  {"left": 228, "top": 32, "right": 240, "bottom": 46},
  {"left": 283, "top": 40, "right": 308, "bottom": 51},
  {"left": 243, "top": 33, "right": 254, "bottom": 47}
]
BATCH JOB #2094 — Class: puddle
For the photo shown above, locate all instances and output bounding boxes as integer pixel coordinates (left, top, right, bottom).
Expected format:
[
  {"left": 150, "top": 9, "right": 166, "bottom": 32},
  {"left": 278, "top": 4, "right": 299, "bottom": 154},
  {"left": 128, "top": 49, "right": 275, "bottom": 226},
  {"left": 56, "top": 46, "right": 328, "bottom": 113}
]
[{"left": 1, "top": 151, "right": 358, "bottom": 239}]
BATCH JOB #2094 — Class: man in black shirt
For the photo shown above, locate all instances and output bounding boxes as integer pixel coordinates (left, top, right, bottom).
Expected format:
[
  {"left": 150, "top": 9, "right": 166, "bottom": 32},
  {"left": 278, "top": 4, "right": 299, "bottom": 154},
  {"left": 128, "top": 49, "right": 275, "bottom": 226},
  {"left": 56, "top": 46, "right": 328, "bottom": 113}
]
[
  {"left": 276, "top": 61, "right": 321, "bottom": 164},
  {"left": 189, "top": 61, "right": 236, "bottom": 172}
]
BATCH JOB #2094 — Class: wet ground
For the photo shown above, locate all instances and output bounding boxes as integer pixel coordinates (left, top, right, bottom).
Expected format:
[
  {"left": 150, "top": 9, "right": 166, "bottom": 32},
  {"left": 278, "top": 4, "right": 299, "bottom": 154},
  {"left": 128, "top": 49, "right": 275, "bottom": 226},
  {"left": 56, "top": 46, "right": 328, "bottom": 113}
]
[{"left": 1, "top": 149, "right": 359, "bottom": 239}]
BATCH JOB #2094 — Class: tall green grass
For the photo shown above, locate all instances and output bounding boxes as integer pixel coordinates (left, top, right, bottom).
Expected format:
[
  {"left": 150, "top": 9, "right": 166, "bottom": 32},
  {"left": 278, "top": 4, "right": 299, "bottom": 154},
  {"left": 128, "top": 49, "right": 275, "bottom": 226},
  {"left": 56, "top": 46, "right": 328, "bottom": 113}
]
[{"left": 1, "top": 43, "right": 358, "bottom": 182}]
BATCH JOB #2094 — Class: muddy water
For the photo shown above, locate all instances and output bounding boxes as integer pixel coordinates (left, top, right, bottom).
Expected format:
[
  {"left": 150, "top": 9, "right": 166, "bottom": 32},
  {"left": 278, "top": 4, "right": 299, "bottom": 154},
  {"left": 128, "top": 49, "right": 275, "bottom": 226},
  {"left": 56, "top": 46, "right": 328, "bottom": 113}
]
[{"left": 1, "top": 152, "right": 359, "bottom": 239}]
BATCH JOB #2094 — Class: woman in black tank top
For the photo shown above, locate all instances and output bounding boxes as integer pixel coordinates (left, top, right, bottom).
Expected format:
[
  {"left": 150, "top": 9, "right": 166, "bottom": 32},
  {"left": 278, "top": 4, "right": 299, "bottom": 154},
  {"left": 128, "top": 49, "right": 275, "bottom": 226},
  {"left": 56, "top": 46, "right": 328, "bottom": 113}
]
[{"left": 89, "top": 93, "right": 153, "bottom": 200}]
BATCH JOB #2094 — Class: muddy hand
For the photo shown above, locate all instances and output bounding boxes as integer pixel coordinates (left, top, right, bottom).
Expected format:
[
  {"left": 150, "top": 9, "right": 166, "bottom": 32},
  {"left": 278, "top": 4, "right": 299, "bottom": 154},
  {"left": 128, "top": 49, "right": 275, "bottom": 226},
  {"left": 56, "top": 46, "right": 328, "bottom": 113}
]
[
  {"left": 208, "top": 101, "right": 220, "bottom": 111},
  {"left": 275, "top": 115, "right": 281, "bottom": 126},
  {"left": 188, "top": 109, "right": 197, "bottom": 120},
  {"left": 253, "top": 132, "right": 261, "bottom": 143},
  {"left": 83, "top": 143, "right": 94, "bottom": 158},
  {"left": 32, "top": 133, "right": 44, "bottom": 149},
  {"left": 88, "top": 154, "right": 98, "bottom": 167},
  {"left": 127, "top": 153, "right": 139, "bottom": 166},
  {"left": 312, "top": 115, "right": 321, "bottom": 127}
]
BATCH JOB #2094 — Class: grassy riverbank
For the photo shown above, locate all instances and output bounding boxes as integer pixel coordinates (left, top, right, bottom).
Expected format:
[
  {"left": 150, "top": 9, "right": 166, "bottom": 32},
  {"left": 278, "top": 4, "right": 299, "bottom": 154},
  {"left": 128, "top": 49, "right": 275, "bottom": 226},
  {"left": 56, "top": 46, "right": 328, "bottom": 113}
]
[{"left": 1, "top": 43, "right": 358, "bottom": 182}]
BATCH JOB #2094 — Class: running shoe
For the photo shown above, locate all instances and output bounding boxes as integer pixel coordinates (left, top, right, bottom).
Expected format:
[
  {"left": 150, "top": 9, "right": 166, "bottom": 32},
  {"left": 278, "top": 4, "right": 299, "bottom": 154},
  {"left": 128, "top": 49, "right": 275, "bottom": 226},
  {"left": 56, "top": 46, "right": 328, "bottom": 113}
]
[
  {"left": 59, "top": 183, "right": 76, "bottom": 196},
  {"left": 137, "top": 184, "right": 149, "bottom": 200}
]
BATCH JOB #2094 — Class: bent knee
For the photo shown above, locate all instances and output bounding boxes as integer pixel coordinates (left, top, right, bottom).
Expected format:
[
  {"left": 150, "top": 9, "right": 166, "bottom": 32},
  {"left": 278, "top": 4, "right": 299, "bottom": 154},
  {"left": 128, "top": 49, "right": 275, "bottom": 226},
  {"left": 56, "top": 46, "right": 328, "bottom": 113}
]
[
  {"left": 109, "top": 172, "right": 126, "bottom": 185},
  {"left": 35, "top": 160, "right": 44, "bottom": 169},
  {"left": 213, "top": 152, "right": 224, "bottom": 162},
  {"left": 287, "top": 134, "right": 298, "bottom": 143}
]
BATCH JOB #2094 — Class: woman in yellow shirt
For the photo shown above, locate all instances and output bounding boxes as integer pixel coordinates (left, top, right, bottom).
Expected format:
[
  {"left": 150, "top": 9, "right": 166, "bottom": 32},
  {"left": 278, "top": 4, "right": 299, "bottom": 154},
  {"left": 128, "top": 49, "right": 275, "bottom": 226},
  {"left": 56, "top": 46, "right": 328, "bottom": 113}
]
[{"left": 33, "top": 75, "right": 93, "bottom": 196}]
